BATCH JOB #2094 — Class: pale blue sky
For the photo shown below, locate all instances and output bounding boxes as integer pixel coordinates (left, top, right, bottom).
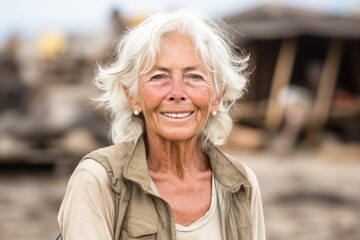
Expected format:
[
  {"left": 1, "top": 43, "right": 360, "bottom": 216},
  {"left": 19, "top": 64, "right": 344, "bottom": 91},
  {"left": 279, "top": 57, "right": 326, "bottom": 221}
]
[{"left": 1, "top": 0, "right": 359, "bottom": 44}]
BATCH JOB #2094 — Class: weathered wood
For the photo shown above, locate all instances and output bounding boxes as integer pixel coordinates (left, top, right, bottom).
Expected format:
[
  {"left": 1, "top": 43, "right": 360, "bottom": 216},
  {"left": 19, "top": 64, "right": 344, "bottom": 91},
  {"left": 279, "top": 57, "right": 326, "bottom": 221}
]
[
  {"left": 306, "top": 39, "right": 343, "bottom": 143},
  {"left": 265, "top": 39, "right": 298, "bottom": 131}
]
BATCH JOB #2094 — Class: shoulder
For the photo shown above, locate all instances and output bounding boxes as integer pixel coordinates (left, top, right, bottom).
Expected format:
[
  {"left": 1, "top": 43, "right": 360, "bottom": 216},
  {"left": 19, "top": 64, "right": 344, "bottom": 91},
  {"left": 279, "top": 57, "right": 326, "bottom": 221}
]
[
  {"left": 230, "top": 157, "right": 262, "bottom": 201},
  {"left": 223, "top": 152, "right": 260, "bottom": 189},
  {"left": 242, "top": 164, "right": 260, "bottom": 189},
  {"left": 70, "top": 159, "right": 111, "bottom": 190},
  {"left": 58, "top": 159, "right": 115, "bottom": 239},
  {"left": 83, "top": 143, "right": 132, "bottom": 163},
  {"left": 224, "top": 153, "right": 250, "bottom": 179},
  {"left": 81, "top": 142, "right": 135, "bottom": 179},
  {"left": 75, "top": 159, "right": 109, "bottom": 180},
  {"left": 60, "top": 159, "right": 113, "bottom": 205}
]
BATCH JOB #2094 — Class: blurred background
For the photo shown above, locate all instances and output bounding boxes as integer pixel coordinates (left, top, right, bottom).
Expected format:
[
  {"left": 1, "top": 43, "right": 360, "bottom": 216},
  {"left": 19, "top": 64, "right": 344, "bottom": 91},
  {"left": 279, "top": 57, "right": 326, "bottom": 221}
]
[{"left": 0, "top": 0, "right": 359, "bottom": 239}]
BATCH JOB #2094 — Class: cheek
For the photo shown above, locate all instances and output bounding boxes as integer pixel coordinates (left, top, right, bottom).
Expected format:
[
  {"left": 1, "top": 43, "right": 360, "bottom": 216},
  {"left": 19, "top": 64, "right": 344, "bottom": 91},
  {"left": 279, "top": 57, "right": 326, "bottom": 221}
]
[
  {"left": 139, "top": 85, "right": 165, "bottom": 111},
  {"left": 189, "top": 86, "right": 213, "bottom": 110}
]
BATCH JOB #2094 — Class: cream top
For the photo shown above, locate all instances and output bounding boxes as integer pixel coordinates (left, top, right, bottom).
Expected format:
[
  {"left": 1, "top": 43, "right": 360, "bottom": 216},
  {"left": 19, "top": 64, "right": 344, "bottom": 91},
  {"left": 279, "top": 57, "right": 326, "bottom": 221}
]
[
  {"left": 58, "top": 159, "right": 265, "bottom": 239},
  {"left": 149, "top": 174, "right": 223, "bottom": 240}
]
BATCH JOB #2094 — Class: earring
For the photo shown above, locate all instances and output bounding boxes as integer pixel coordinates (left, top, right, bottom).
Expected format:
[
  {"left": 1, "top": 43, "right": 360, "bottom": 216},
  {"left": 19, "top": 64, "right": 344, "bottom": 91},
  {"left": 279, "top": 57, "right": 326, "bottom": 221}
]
[
  {"left": 212, "top": 111, "right": 217, "bottom": 116},
  {"left": 134, "top": 110, "right": 139, "bottom": 116}
]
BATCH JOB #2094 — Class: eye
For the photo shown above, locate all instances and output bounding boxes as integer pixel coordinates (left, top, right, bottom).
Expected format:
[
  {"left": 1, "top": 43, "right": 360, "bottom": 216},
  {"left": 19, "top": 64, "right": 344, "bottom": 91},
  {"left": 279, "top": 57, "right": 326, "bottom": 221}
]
[
  {"left": 187, "top": 74, "right": 204, "bottom": 81},
  {"left": 150, "top": 74, "right": 168, "bottom": 81}
]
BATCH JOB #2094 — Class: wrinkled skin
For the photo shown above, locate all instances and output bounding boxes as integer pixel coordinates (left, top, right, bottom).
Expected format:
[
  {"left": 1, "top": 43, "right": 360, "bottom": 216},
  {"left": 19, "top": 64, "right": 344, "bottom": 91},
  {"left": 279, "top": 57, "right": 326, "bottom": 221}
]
[{"left": 125, "top": 32, "right": 223, "bottom": 226}]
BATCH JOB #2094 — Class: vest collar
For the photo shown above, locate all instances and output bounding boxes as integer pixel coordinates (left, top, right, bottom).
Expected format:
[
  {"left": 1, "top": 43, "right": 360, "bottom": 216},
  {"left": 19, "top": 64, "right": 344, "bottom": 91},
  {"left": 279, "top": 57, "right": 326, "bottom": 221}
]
[
  {"left": 123, "top": 136, "right": 249, "bottom": 193},
  {"left": 204, "top": 143, "right": 250, "bottom": 192},
  {"left": 123, "top": 136, "right": 153, "bottom": 193}
]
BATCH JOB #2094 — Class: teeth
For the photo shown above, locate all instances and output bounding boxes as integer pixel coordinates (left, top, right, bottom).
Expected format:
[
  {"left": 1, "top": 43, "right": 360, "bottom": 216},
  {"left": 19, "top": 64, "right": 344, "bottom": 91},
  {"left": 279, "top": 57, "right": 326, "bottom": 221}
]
[{"left": 162, "top": 112, "right": 192, "bottom": 118}]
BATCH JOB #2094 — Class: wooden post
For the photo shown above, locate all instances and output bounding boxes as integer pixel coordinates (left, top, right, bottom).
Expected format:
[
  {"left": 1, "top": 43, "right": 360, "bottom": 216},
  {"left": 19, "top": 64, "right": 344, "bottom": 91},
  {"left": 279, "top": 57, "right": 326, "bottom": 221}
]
[
  {"left": 306, "top": 39, "right": 343, "bottom": 143},
  {"left": 265, "top": 39, "right": 298, "bottom": 131}
]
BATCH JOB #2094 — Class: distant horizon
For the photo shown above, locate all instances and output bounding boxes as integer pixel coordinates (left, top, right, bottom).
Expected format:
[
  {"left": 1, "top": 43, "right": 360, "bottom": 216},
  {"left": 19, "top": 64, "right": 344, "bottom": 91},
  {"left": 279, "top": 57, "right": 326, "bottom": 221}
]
[{"left": 1, "top": 0, "right": 359, "bottom": 46}]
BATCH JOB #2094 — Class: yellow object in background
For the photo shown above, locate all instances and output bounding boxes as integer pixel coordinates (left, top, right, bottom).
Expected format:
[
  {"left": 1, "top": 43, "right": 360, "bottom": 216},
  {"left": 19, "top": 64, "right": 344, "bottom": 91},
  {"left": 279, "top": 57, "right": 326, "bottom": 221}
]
[
  {"left": 37, "top": 30, "right": 67, "bottom": 59},
  {"left": 127, "top": 15, "right": 148, "bottom": 26}
]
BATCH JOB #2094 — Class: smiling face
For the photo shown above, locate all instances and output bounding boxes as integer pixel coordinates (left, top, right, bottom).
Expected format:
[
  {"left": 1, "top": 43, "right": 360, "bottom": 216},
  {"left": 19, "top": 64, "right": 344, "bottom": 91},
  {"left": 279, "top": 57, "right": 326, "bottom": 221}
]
[{"left": 127, "top": 32, "right": 221, "bottom": 143}]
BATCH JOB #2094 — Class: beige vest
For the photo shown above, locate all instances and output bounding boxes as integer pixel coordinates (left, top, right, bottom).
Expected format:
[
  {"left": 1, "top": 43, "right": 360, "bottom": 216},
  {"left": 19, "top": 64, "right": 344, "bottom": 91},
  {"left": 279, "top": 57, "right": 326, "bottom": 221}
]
[{"left": 81, "top": 137, "right": 253, "bottom": 240}]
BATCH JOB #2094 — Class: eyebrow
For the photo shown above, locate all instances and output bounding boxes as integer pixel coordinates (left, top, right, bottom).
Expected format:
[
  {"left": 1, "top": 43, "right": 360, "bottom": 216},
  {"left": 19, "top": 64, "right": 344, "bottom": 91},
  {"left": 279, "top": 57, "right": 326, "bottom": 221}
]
[{"left": 152, "top": 65, "right": 205, "bottom": 73}]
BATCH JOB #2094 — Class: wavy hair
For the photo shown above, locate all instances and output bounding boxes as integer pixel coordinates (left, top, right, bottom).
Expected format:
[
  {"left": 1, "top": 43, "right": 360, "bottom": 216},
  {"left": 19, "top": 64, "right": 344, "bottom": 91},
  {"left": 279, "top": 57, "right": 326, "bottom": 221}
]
[{"left": 94, "top": 9, "right": 248, "bottom": 146}]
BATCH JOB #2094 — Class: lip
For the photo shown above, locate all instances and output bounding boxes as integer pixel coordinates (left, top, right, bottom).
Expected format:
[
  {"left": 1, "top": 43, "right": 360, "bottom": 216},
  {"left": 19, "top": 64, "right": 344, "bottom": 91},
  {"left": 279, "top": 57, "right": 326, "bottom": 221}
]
[{"left": 161, "top": 111, "right": 194, "bottom": 119}]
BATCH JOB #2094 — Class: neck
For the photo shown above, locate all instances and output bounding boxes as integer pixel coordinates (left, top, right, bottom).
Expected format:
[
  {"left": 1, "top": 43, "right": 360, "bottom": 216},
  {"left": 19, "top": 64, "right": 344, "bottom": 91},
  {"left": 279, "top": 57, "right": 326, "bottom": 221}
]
[{"left": 146, "top": 133, "right": 209, "bottom": 178}]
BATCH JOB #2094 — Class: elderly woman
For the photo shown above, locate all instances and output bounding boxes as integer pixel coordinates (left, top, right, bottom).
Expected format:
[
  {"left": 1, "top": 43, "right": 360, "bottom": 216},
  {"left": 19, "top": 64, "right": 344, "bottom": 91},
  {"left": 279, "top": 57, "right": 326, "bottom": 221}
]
[{"left": 58, "top": 9, "right": 265, "bottom": 240}]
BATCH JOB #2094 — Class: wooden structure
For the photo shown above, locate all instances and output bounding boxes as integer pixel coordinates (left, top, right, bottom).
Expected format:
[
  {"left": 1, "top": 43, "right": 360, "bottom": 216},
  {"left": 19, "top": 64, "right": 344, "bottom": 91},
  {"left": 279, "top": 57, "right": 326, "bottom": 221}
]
[{"left": 226, "top": 5, "right": 360, "bottom": 144}]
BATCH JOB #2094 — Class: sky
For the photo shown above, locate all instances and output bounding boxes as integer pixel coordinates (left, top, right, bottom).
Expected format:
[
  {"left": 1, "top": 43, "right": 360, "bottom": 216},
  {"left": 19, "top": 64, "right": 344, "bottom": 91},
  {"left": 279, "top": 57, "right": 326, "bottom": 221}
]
[{"left": 1, "top": 0, "right": 360, "bottom": 45}]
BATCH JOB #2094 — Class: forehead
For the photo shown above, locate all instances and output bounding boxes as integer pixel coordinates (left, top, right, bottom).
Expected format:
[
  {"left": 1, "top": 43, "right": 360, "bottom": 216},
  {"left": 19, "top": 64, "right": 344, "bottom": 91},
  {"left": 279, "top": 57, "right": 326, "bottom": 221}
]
[
  {"left": 156, "top": 32, "right": 205, "bottom": 69},
  {"left": 160, "top": 32, "right": 193, "bottom": 49}
]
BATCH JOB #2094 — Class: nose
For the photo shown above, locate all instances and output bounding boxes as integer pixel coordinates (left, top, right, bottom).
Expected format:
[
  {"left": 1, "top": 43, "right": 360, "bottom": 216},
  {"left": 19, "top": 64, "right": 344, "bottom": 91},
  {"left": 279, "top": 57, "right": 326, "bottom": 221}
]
[{"left": 167, "top": 76, "right": 186, "bottom": 102}]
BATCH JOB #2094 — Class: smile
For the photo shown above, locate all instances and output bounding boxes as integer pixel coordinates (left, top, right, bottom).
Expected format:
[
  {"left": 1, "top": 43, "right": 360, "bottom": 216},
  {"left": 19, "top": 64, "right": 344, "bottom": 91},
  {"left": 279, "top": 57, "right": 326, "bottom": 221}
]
[{"left": 161, "top": 112, "right": 193, "bottom": 119}]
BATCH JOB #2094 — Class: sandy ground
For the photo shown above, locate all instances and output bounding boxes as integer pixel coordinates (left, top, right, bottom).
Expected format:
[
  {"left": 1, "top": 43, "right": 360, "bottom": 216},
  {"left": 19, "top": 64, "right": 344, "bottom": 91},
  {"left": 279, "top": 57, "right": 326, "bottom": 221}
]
[
  {"left": 231, "top": 149, "right": 360, "bottom": 240},
  {"left": 0, "top": 147, "right": 359, "bottom": 240}
]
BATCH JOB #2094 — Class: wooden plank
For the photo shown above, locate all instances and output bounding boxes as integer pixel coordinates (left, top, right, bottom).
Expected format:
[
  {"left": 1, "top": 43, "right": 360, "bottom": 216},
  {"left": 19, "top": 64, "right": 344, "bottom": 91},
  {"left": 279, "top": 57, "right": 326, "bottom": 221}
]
[
  {"left": 265, "top": 39, "right": 298, "bottom": 131},
  {"left": 306, "top": 39, "right": 343, "bottom": 143}
]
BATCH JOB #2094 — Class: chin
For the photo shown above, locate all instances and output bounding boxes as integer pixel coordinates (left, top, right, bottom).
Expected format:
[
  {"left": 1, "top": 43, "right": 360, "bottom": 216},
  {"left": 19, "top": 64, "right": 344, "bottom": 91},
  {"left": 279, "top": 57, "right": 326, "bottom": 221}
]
[{"left": 155, "top": 129, "right": 194, "bottom": 141}]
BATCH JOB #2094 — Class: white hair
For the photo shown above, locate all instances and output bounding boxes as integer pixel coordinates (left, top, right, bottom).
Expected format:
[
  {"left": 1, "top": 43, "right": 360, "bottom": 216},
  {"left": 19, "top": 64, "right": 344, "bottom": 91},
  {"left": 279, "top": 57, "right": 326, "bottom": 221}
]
[{"left": 94, "top": 9, "right": 248, "bottom": 146}]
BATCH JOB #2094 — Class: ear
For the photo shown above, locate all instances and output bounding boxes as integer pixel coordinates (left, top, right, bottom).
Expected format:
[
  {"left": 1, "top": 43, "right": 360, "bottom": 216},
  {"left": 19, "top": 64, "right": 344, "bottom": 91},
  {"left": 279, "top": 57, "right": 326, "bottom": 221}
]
[
  {"left": 211, "top": 89, "right": 225, "bottom": 112},
  {"left": 123, "top": 86, "right": 142, "bottom": 111}
]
